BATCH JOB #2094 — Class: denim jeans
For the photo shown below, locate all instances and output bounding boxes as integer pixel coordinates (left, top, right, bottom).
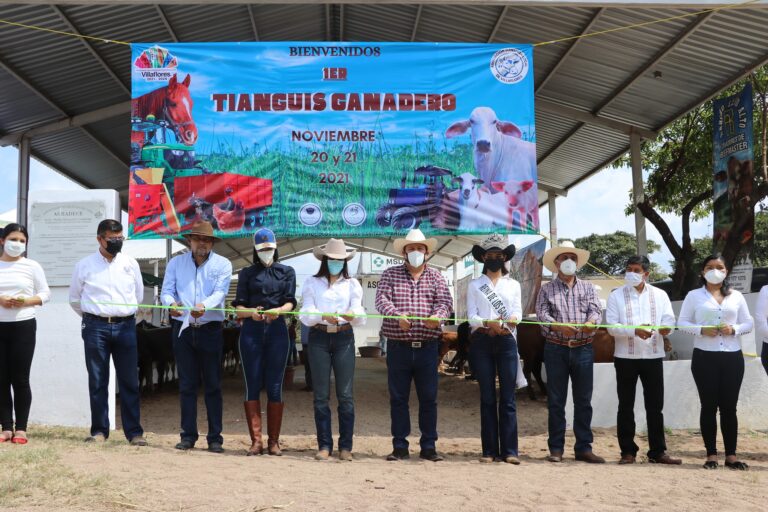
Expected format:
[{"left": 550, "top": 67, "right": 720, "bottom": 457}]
[
  {"left": 544, "top": 342, "right": 594, "bottom": 454},
  {"left": 386, "top": 339, "right": 439, "bottom": 451},
  {"left": 81, "top": 315, "right": 143, "bottom": 440},
  {"left": 172, "top": 320, "right": 224, "bottom": 445},
  {"left": 239, "top": 317, "right": 290, "bottom": 402},
  {"left": 307, "top": 329, "right": 356, "bottom": 452},
  {"left": 470, "top": 333, "right": 519, "bottom": 458}
]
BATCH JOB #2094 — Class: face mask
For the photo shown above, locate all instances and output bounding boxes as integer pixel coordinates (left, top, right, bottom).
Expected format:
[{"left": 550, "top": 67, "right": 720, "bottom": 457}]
[
  {"left": 3, "top": 240, "right": 26, "bottom": 257},
  {"left": 624, "top": 271, "right": 644, "bottom": 287},
  {"left": 704, "top": 269, "right": 726, "bottom": 285},
  {"left": 559, "top": 259, "right": 577, "bottom": 276},
  {"left": 257, "top": 249, "right": 275, "bottom": 266},
  {"left": 105, "top": 239, "right": 123, "bottom": 256},
  {"left": 485, "top": 259, "right": 504, "bottom": 273},
  {"left": 327, "top": 260, "right": 345, "bottom": 276},
  {"left": 407, "top": 251, "right": 425, "bottom": 268}
]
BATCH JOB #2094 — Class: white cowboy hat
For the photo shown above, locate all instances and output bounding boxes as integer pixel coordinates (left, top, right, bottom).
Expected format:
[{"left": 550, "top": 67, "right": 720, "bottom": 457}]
[
  {"left": 542, "top": 240, "right": 590, "bottom": 273},
  {"left": 312, "top": 238, "right": 357, "bottom": 261},
  {"left": 393, "top": 228, "right": 438, "bottom": 254}
]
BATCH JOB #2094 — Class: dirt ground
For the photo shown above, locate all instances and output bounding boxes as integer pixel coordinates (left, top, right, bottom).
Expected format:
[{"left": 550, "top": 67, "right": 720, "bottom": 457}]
[{"left": 2, "top": 358, "right": 767, "bottom": 512}]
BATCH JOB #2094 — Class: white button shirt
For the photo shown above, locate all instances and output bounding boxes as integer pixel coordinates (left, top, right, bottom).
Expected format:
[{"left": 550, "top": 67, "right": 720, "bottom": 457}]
[
  {"left": 69, "top": 251, "right": 144, "bottom": 317},
  {"left": 467, "top": 275, "right": 523, "bottom": 335},
  {"left": 755, "top": 285, "right": 768, "bottom": 346},
  {"left": 677, "top": 286, "right": 754, "bottom": 352},
  {"left": 299, "top": 275, "right": 366, "bottom": 328},
  {"left": 606, "top": 283, "right": 675, "bottom": 359}
]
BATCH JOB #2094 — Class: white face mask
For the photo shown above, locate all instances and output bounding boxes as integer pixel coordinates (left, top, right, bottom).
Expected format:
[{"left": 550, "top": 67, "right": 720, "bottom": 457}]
[
  {"left": 407, "top": 251, "right": 425, "bottom": 268},
  {"left": 257, "top": 249, "right": 275, "bottom": 266},
  {"left": 704, "top": 269, "right": 726, "bottom": 285},
  {"left": 624, "top": 271, "right": 644, "bottom": 287},
  {"left": 559, "top": 258, "right": 577, "bottom": 276},
  {"left": 3, "top": 240, "right": 25, "bottom": 258}
]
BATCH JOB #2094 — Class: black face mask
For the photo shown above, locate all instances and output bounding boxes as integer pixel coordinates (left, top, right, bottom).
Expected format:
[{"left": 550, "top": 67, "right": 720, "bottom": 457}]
[
  {"left": 105, "top": 239, "right": 123, "bottom": 256},
  {"left": 485, "top": 259, "right": 504, "bottom": 272}
]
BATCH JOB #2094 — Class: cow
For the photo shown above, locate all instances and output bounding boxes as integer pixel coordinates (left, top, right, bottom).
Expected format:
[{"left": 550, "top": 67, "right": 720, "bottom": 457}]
[
  {"left": 222, "top": 326, "right": 241, "bottom": 375},
  {"left": 515, "top": 322, "right": 547, "bottom": 400},
  {"left": 445, "top": 106, "right": 537, "bottom": 188},
  {"left": 592, "top": 328, "right": 616, "bottom": 363},
  {"left": 491, "top": 179, "right": 540, "bottom": 230},
  {"left": 136, "top": 321, "right": 175, "bottom": 392}
]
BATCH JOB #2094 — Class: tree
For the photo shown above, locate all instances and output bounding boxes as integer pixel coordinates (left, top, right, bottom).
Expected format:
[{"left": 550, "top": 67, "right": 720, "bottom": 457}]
[
  {"left": 613, "top": 67, "right": 768, "bottom": 300},
  {"left": 570, "top": 231, "right": 661, "bottom": 277}
]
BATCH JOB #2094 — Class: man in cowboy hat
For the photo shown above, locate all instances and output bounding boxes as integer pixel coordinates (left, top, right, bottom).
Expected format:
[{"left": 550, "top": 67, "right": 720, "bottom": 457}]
[
  {"left": 535, "top": 240, "right": 604, "bottom": 463},
  {"left": 161, "top": 221, "right": 232, "bottom": 453},
  {"left": 375, "top": 229, "right": 453, "bottom": 462}
]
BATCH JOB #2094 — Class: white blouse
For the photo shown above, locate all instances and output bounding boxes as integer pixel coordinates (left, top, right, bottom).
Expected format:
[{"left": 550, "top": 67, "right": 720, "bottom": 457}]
[
  {"left": 467, "top": 275, "right": 523, "bottom": 335},
  {"left": 755, "top": 285, "right": 768, "bottom": 345},
  {"left": 677, "top": 286, "right": 754, "bottom": 352},
  {"left": 299, "top": 276, "right": 366, "bottom": 328},
  {"left": 0, "top": 257, "right": 51, "bottom": 322}
]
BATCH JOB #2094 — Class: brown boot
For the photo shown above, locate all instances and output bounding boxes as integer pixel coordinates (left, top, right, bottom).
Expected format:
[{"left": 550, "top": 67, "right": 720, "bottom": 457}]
[
  {"left": 267, "top": 402, "right": 284, "bottom": 456},
  {"left": 244, "top": 401, "right": 263, "bottom": 456}
]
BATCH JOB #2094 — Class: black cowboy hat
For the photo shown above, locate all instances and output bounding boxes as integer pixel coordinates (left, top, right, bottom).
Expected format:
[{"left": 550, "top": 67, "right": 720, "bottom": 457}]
[{"left": 472, "top": 234, "right": 516, "bottom": 262}]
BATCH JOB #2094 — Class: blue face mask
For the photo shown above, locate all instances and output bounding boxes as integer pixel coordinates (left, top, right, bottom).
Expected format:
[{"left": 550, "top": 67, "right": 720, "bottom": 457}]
[{"left": 327, "top": 260, "right": 345, "bottom": 276}]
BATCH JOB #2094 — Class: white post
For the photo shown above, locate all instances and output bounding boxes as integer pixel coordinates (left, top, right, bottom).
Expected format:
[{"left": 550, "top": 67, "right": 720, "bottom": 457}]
[
  {"left": 452, "top": 257, "right": 459, "bottom": 314},
  {"left": 548, "top": 192, "right": 557, "bottom": 247},
  {"left": 17, "top": 137, "right": 31, "bottom": 226},
  {"left": 630, "top": 130, "right": 648, "bottom": 256}
]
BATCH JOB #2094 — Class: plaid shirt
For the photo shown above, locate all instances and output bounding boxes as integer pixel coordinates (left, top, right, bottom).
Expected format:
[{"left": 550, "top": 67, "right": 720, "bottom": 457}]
[
  {"left": 375, "top": 264, "right": 453, "bottom": 342},
  {"left": 535, "top": 276, "right": 602, "bottom": 342}
]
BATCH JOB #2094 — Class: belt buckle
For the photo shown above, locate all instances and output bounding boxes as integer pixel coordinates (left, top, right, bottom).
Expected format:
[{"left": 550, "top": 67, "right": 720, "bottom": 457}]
[
  {"left": 105, "top": 316, "right": 114, "bottom": 324},
  {"left": 412, "top": 341, "right": 422, "bottom": 348},
  {"left": 327, "top": 324, "right": 338, "bottom": 333}
]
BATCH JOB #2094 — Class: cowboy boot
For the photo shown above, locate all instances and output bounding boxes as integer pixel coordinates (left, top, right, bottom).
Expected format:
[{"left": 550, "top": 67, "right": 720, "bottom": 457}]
[
  {"left": 267, "top": 401, "right": 284, "bottom": 456},
  {"left": 244, "top": 401, "right": 263, "bottom": 456}
]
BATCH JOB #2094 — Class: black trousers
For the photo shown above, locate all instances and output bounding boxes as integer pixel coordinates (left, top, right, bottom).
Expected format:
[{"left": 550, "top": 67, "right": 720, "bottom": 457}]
[
  {"left": 762, "top": 343, "right": 768, "bottom": 377},
  {"left": 691, "top": 349, "right": 744, "bottom": 456},
  {"left": 614, "top": 357, "right": 666, "bottom": 458},
  {"left": 0, "top": 319, "right": 37, "bottom": 432}
]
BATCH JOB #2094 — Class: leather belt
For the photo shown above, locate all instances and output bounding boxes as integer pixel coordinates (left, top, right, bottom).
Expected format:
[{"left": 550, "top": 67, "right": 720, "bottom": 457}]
[
  {"left": 547, "top": 337, "right": 592, "bottom": 348},
  {"left": 474, "top": 327, "right": 513, "bottom": 336},
  {"left": 394, "top": 339, "right": 438, "bottom": 349},
  {"left": 312, "top": 323, "right": 353, "bottom": 333},
  {"left": 84, "top": 312, "right": 135, "bottom": 324}
]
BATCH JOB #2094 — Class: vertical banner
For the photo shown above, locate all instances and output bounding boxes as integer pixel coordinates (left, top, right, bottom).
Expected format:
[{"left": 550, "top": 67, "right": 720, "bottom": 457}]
[
  {"left": 128, "top": 42, "right": 537, "bottom": 239},
  {"left": 713, "top": 84, "right": 754, "bottom": 291},
  {"left": 509, "top": 238, "right": 546, "bottom": 315}
]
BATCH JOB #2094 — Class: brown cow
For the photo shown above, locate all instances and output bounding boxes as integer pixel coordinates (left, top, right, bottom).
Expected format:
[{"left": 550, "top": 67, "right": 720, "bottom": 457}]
[
  {"left": 516, "top": 322, "right": 547, "bottom": 400},
  {"left": 592, "top": 328, "right": 615, "bottom": 363}
]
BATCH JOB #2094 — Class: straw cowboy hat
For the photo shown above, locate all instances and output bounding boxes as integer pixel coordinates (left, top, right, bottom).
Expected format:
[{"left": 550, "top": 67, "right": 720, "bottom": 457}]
[
  {"left": 393, "top": 228, "right": 438, "bottom": 254},
  {"left": 183, "top": 221, "right": 220, "bottom": 241},
  {"left": 542, "top": 240, "right": 590, "bottom": 273},
  {"left": 472, "top": 234, "right": 516, "bottom": 262},
  {"left": 313, "top": 238, "right": 357, "bottom": 261}
]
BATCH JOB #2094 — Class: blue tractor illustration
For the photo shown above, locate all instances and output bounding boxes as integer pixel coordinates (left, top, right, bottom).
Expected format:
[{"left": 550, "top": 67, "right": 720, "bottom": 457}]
[{"left": 375, "top": 165, "right": 458, "bottom": 230}]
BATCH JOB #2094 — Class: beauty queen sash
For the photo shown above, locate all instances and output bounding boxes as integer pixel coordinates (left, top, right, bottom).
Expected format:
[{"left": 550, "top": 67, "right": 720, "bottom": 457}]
[{"left": 478, "top": 280, "right": 528, "bottom": 389}]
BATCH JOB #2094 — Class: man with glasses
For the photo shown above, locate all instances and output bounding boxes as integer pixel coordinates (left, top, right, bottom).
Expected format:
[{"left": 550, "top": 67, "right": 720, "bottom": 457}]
[
  {"left": 536, "top": 241, "right": 604, "bottom": 464},
  {"left": 69, "top": 219, "right": 147, "bottom": 445},
  {"left": 161, "top": 221, "right": 232, "bottom": 453}
]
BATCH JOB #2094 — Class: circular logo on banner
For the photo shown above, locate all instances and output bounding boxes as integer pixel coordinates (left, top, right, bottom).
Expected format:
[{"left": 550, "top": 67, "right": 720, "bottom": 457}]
[
  {"left": 342, "top": 202, "right": 367, "bottom": 227},
  {"left": 298, "top": 203, "right": 323, "bottom": 227},
  {"left": 490, "top": 48, "right": 528, "bottom": 84}
]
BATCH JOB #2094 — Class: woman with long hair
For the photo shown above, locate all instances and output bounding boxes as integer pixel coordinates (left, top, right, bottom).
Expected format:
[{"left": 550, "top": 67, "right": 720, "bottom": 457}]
[{"left": 678, "top": 255, "right": 753, "bottom": 470}]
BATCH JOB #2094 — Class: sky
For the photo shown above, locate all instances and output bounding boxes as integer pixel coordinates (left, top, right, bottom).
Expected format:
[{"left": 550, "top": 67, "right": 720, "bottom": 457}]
[{"left": 0, "top": 143, "right": 711, "bottom": 276}]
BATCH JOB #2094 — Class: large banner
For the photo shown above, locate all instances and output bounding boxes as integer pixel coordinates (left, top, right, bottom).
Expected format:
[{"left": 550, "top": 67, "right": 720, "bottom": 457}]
[
  {"left": 128, "top": 42, "right": 537, "bottom": 239},
  {"left": 509, "top": 238, "right": 546, "bottom": 315},
  {"left": 712, "top": 84, "right": 754, "bottom": 291}
]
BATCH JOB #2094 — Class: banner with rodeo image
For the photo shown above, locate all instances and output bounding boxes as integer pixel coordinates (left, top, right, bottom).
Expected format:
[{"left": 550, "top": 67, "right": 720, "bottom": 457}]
[
  {"left": 128, "top": 42, "right": 537, "bottom": 239},
  {"left": 712, "top": 84, "right": 754, "bottom": 292}
]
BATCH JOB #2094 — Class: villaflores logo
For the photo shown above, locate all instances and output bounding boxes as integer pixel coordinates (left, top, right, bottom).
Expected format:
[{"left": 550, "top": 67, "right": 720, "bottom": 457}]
[
  {"left": 134, "top": 45, "right": 178, "bottom": 82},
  {"left": 289, "top": 46, "right": 381, "bottom": 57}
]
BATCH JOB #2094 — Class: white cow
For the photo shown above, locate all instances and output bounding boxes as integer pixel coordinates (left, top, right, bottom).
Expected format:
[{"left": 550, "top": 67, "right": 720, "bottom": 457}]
[
  {"left": 445, "top": 106, "right": 537, "bottom": 189},
  {"left": 452, "top": 172, "right": 507, "bottom": 230}
]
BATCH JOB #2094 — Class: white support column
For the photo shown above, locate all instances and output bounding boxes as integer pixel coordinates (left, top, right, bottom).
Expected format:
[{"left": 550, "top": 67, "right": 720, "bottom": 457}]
[
  {"left": 452, "top": 257, "right": 459, "bottom": 312},
  {"left": 548, "top": 192, "right": 557, "bottom": 247},
  {"left": 630, "top": 130, "right": 648, "bottom": 256},
  {"left": 17, "top": 137, "right": 31, "bottom": 226}
]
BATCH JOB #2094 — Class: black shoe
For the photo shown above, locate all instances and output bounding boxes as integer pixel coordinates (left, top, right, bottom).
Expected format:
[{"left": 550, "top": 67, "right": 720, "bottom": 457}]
[
  {"left": 419, "top": 449, "right": 444, "bottom": 462},
  {"left": 207, "top": 442, "right": 224, "bottom": 453},
  {"left": 175, "top": 439, "right": 195, "bottom": 451},
  {"left": 725, "top": 460, "right": 748, "bottom": 471},
  {"left": 386, "top": 448, "right": 410, "bottom": 461}
]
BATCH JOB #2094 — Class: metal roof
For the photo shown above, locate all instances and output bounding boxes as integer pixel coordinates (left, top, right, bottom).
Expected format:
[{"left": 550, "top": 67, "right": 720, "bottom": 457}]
[{"left": 2, "top": 1, "right": 767, "bottom": 271}]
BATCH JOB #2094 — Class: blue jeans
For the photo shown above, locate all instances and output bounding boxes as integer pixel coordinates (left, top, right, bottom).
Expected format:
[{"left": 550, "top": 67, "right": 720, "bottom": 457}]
[
  {"left": 470, "top": 333, "right": 519, "bottom": 458},
  {"left": 386, "top": 339, "right": 439, "bottom": 451},
  {"left": 239, "top": 318, "right": 290, "bottom": 402},
  {"left": 544, "top": 342, "right": 594, "bottom": 454},
  {"left": 172, "top": 320, "right": 223, "bottom": 445},
  {"left": 308, "top": 329, "right": 356, "bottom": 452},
  {"left": 81, "top": 315, "right": 143, "bottom": 440}
]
